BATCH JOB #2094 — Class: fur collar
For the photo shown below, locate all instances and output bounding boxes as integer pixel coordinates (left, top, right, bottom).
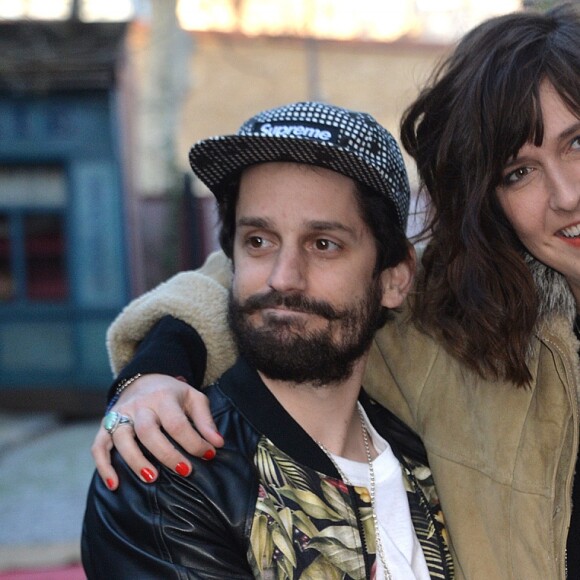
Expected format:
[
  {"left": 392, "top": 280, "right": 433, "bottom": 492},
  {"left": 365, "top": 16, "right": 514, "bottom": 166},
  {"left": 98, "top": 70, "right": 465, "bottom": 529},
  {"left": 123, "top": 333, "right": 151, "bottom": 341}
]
[
  {"left": 526, "top": 253, "right": 580, "bottom": 398},
  {"left": 526, "top": 252, "right": 577, "bottom": 326}
]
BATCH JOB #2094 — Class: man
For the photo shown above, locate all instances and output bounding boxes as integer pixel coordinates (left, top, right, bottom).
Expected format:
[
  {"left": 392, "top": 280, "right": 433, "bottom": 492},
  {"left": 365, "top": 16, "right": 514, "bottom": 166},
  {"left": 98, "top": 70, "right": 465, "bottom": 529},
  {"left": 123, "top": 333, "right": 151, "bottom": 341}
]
[{"left": 82, "top": 102, "right": 452, "bottom": 578}]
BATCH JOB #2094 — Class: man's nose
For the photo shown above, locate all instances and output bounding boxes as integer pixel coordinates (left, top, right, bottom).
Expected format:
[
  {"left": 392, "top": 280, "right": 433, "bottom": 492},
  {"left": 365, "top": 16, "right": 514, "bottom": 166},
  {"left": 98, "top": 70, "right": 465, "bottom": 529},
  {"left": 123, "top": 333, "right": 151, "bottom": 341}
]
[{"left": 267, "top": 246, "right": 307, "bottom": 293}]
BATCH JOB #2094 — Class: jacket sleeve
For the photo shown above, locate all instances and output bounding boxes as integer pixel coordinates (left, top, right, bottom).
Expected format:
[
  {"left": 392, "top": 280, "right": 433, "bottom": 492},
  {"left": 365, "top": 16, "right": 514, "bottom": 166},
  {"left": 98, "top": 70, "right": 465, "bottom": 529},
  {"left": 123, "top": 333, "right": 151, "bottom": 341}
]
[
  {"left": 106, "top": 251, "right": 237, "bottom": 386},
  {"left": 363, "top": 307, "right": 441, "bottom": 434},
  {"left": 81, "top": 452, "right": 254, "bottom": 580},
  {"left": 107, "top": 315, "right": 208, "bottom": 402}
]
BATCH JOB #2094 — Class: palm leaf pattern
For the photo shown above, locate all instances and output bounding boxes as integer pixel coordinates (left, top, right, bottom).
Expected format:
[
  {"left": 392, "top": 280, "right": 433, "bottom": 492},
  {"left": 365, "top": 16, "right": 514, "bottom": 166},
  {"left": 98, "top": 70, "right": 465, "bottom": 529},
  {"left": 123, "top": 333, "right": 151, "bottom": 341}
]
[
  {"left": 249, "top": 437, "right": 369, "bottom": 579},
  {"left": 255, "top": 440, "right": 314, "bottom": 492},
  {"left": 248, "top": 437, "right": 454, "bottom": 579},
  {"left": 403, "top": 456, "right": 454, "bottom": 579}
]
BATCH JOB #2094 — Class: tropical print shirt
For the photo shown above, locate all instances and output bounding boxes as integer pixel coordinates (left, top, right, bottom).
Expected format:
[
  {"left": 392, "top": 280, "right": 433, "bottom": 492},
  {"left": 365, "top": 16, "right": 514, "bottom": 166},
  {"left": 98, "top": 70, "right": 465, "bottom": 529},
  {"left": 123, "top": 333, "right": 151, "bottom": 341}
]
[{"left": 249, "top": 437, "right": 452, "bottom": 579}]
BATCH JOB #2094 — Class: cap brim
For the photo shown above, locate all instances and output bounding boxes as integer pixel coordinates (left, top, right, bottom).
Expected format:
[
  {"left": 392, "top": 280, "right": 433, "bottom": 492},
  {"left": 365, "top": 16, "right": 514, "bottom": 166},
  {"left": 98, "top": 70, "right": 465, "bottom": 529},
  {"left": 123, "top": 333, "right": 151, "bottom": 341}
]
[
  {"left": 189, "top": 134, "right": 409, "bottom": 230},
  {"left": 190, "top": 135, "right": 384, "bottom": 197}
]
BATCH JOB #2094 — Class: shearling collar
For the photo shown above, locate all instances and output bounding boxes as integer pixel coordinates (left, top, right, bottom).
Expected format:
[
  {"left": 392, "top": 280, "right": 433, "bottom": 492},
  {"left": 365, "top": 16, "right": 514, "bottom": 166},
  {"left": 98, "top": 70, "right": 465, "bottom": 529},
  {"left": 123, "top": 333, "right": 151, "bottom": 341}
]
[
  {"left": 526, "top": 252, "right": 577, "bottom": 326},
  {"left": 526, "top": 253, "right": 580, "bottom": 402}
]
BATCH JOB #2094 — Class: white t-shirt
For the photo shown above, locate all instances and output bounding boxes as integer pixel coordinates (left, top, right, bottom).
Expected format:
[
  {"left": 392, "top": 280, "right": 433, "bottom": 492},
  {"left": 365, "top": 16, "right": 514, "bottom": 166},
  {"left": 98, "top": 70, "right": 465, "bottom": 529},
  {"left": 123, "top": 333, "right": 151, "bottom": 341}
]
[{"left": 330, "top": 405, "right": 430, "bottom": 580}]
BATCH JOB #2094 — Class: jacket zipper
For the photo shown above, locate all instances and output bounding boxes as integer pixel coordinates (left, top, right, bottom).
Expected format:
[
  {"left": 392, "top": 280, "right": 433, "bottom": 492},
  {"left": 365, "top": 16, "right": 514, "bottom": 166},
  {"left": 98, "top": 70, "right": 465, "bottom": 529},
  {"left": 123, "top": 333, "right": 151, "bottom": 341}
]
[
  {"left": 543, "top": 334, "right": 579, "bottom": 579},
  {"left": 348, "top": 484, "right": 373, "bottom": 580}
]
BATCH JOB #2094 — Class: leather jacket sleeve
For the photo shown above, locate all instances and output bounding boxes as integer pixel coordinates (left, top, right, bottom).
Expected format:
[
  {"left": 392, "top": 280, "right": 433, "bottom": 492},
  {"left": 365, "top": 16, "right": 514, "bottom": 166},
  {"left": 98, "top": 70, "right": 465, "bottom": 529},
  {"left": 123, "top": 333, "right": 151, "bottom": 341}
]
[{"left": 82, "top": 447, "right": 255, "bottom": 579}]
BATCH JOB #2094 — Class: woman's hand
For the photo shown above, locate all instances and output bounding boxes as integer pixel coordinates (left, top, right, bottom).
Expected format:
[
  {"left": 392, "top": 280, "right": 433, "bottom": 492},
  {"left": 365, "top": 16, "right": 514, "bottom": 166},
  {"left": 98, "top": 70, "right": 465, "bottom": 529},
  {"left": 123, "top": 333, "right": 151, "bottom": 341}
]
[{"left": 92, "top": 374, "right": 224, "bottom": 490}]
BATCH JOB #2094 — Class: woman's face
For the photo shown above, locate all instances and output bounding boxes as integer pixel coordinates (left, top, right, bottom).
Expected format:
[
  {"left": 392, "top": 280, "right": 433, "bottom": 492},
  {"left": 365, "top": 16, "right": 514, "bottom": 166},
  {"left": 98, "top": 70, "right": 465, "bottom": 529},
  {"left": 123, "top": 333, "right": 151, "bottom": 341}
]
[{"left": 496, "top": 81, "right": 580, "bottom": 307}]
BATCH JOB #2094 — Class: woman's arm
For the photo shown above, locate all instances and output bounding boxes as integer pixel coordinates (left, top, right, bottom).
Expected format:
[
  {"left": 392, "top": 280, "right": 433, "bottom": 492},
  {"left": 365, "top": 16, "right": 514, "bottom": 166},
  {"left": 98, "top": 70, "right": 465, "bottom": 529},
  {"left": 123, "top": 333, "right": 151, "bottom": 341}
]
[
  {"left": 93, "top": 316, "right": 226, "bottom": 489},
  {"left": 93, "top": 251, "right": 238, "bottom": 490},
  {"left": 107, "top": 251, "right": 236, "bottom": 385}
]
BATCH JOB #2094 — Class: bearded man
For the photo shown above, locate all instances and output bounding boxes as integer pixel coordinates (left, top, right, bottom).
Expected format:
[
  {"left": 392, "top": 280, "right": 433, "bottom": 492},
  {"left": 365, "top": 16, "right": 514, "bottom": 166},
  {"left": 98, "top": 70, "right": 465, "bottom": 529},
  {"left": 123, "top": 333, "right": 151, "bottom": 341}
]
[{"left": 82, "top": 102, "right": 452, "bottom": 580}]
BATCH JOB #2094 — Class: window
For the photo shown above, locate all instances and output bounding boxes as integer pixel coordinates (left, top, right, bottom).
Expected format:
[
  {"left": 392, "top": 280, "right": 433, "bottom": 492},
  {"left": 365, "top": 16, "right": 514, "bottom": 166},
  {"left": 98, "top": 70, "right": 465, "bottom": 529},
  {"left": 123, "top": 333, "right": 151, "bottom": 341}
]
[
  {"left": 0, "top": 214, "right": 12, "bottom": 301},
  {"left": 0, "top": 166, "right": 68, "bottom": 303},
  {"left": 24, "top": 213, "right": 67, "bottom": 300}
]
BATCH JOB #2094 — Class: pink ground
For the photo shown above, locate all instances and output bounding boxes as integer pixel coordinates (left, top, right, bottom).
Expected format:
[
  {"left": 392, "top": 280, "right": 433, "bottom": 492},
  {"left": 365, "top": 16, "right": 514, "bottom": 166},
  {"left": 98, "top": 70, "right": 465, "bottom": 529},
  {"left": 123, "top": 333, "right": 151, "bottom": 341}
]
[{"left": 0, "top": 565, "right": 85, "bottom": 580}]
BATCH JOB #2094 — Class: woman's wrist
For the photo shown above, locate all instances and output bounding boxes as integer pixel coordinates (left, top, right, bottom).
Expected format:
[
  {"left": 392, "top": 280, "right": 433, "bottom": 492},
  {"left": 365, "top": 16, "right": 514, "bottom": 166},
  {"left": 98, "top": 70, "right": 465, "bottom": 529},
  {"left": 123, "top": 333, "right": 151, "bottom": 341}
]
[{"left": 106, "top": 373, "right": 143, "bottom": 412}]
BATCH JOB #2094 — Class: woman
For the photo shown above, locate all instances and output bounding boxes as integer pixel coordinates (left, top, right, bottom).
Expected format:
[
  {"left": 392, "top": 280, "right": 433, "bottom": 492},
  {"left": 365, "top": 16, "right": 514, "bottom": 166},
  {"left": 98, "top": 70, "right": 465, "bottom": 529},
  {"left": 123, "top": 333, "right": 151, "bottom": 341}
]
[{"left": 92, "top": 4, "right": 580, "bottom": 578}]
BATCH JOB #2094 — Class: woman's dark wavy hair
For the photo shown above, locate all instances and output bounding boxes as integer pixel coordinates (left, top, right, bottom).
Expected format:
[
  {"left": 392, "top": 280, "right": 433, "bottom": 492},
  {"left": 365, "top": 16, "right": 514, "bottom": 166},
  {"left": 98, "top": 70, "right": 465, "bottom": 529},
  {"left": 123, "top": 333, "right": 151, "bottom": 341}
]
[
  {"left": 400, "top": 3, "right": 580, "bottom": 386},
  {"left": 215, "top": 165, "right": 410, "bottom": 325}
]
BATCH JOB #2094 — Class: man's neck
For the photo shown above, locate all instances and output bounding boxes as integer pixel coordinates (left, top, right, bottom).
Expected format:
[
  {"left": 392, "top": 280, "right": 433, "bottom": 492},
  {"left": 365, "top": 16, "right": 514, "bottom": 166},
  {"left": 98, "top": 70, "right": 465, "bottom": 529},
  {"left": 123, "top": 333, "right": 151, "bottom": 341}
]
[{"left": 257, "top": 354, "right": 372, "bottom": 462}]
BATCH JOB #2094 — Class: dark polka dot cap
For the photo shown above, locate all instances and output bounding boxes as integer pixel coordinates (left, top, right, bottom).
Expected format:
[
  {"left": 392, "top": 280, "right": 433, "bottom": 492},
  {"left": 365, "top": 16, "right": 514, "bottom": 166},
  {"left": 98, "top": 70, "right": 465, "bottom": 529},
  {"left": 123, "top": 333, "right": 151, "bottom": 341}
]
[{"left": 189, "top": 101, "right": 410, "bottom": 230}]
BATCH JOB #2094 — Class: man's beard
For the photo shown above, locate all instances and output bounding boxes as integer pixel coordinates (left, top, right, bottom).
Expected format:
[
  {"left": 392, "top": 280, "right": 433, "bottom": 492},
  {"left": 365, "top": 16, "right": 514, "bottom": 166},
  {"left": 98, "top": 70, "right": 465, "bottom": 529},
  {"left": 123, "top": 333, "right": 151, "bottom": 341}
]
[{"left": 227, "top": 280, "right": 385, "bottom": 386}]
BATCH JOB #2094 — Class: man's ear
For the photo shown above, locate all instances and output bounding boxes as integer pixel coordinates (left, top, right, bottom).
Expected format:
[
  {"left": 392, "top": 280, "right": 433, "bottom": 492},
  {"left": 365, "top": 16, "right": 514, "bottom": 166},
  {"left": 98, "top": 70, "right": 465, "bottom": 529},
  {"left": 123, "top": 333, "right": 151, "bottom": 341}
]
[{"left": 379, "top": 244, "right": 416, "bottom": 309}]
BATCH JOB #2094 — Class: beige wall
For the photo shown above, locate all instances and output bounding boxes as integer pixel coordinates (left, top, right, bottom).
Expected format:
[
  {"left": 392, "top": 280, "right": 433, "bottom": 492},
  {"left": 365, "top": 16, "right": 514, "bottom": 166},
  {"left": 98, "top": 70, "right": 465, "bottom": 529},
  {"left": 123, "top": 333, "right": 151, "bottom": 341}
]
[
  {"left": 175, "top": 33, "right": 449, "bottom": 192},
  {"left": 126, "top": 26, "right": 450, "bottom": 290}
]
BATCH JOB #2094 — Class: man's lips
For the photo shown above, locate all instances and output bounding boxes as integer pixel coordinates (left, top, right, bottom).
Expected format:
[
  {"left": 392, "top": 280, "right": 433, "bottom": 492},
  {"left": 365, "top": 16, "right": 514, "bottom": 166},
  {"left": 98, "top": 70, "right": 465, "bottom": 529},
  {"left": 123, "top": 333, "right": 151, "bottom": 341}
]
[
  {"left": 239, "top": 291, "right": 343, "bottom": 320},
  {"left": 262, "top": 306, "right": 310, "bottom": 314},
  {"left": 259, "top": 307, "right": 316, "bottom": 320}
]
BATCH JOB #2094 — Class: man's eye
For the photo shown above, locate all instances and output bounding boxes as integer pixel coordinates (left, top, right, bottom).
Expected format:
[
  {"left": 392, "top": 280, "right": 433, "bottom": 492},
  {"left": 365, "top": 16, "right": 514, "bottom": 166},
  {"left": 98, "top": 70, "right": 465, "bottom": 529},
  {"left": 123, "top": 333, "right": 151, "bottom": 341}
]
[
  {"left": 314, "top": 239, "right": 339, "bottom": 251},
  {"left": 247, "top": 236, "right": 275, "bottom": 249},
  {"left": 248, "top": 236, "right": 265, "bottom": 248}
]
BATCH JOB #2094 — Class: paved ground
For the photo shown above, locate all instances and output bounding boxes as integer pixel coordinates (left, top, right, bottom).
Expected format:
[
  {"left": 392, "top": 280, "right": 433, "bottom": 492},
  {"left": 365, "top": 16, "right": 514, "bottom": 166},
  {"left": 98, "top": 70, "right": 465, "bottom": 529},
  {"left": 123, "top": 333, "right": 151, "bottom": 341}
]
[{"left": 0, "top": 411, "right": 100, "bottom": 577}]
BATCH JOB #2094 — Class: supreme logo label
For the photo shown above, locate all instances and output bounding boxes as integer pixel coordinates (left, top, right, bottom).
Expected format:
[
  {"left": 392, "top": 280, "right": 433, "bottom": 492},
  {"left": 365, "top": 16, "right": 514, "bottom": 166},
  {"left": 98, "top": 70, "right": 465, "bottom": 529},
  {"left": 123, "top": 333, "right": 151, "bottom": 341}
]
[{"left": 254, "top": 122, "right": 337, "bottom": 142}]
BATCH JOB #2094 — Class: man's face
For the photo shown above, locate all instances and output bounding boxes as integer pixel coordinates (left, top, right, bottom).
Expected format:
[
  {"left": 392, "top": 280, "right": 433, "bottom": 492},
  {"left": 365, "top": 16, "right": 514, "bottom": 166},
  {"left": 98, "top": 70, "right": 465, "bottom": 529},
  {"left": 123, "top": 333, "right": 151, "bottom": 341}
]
[{"left": 228, "top": 161, "right": 401, "bottom": 385}]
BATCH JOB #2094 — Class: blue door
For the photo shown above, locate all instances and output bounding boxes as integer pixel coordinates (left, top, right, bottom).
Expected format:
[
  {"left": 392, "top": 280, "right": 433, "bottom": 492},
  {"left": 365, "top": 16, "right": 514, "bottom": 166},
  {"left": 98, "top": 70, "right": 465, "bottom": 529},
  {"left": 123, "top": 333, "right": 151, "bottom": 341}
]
[{"left": 0, "top": 93, "right": 129, "bottom": 392}]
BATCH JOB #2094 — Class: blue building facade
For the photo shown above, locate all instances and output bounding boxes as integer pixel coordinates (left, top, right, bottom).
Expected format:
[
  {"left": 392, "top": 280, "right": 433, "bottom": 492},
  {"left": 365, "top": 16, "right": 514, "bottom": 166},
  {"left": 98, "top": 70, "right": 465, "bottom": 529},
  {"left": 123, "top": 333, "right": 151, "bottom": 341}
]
[{"left": 0, "top": 21, "right": 130, "bottom": 407}]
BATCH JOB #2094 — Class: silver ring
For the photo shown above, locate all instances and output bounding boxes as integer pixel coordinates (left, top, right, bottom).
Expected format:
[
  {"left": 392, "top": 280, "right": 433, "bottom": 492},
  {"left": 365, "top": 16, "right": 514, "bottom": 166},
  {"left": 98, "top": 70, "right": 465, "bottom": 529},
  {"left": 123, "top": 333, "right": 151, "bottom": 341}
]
[{"left": 102, "top": 410, "right": 134, "bottom": 436}]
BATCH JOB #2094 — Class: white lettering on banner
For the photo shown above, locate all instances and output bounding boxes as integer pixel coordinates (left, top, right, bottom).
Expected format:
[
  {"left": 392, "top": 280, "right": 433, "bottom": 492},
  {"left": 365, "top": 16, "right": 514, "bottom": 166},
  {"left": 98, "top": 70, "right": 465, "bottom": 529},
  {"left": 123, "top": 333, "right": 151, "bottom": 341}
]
[{"left": 259, "top": 123, "right": 333, "bottom": 141}]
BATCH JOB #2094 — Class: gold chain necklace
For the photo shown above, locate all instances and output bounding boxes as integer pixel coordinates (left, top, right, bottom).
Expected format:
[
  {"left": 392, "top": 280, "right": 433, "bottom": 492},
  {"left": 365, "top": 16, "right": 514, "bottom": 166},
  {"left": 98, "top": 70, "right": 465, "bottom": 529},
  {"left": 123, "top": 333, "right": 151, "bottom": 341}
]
[{"left": 317, "top": 407, "right": 392, "bottom": 580}]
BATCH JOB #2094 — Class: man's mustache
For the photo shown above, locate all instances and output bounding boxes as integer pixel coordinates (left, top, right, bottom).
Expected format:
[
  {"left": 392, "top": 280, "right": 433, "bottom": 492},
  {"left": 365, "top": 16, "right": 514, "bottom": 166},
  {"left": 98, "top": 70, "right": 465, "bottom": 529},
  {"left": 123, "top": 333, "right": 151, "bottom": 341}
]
[{"left": 236, "top": 291, "right": 345, "bottom": 321}]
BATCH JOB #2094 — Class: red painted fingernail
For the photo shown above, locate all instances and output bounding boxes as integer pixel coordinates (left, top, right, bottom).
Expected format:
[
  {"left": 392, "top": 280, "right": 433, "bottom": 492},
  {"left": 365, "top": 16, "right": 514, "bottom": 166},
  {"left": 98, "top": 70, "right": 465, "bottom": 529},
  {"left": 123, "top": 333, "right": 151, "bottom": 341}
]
[
  {"left": 140, "top": 468, "right": 156, "bottom": 483},
  {"left": 203, "top": 449, "right": 216, "bottom": 461},
  {"left": 106, "top": 478, "right": 115, "bottom": 490},
  {"left": 175, "top": 462, "right": 190, "bottom": 476}
]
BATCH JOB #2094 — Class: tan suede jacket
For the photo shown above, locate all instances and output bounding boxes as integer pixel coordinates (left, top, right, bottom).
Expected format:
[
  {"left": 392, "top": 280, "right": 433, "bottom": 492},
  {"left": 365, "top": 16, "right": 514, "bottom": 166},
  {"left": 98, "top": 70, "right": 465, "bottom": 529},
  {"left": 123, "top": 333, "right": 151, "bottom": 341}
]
[{"left": 107, "top": 251, "right": 580, "bottom": 580}]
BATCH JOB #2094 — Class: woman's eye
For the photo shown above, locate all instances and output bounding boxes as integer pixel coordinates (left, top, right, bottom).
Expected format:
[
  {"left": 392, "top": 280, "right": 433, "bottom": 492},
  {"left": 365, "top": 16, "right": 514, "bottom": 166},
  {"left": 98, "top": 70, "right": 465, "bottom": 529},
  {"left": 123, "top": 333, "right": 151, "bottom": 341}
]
[
  {"left": 503, "top": 166, "right": 532, "bottom": 186},
  {"left": 314, "top": 239, "right": 340, "bottom": 251},
  {"left": 572, "top": 135, "right": 580, "bottom": 150}
]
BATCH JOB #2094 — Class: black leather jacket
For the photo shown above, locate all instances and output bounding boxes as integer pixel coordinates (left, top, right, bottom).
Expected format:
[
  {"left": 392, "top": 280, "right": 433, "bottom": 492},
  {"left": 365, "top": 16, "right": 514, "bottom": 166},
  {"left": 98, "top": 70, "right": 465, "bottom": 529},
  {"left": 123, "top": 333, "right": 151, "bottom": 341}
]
[{"left": 83, "top": 356, "right": 453, "bottom": 579}]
